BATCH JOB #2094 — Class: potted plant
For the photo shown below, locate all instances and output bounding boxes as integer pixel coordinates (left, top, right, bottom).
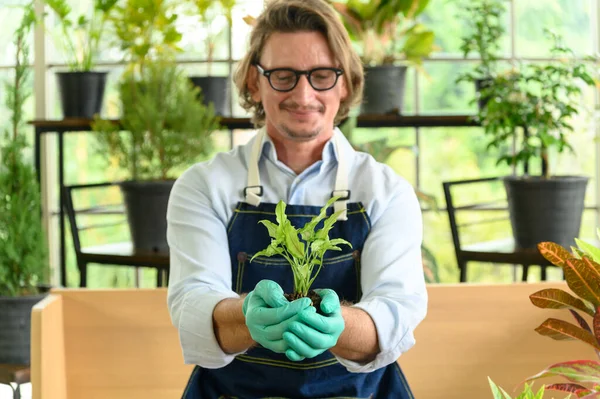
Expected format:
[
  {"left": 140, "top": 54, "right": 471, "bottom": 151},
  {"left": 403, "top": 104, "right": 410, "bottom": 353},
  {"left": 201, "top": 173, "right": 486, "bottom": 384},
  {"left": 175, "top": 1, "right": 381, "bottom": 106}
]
[
  {"left": 107, "top": 0, "right": 183, "bottom": 78},
  {"left": 455, "top": 0, "right": 506, "bottom": 111},
  {"left": 189, "top": 0, "right": 236, "bottom": 116},
  {"left": 92, "top": 60, "right": 221, "bottom": 253},
  {"left": 478, "top": 30, "right": 596, "bottom": 249},
  {"left": 0, "top": 2, "right": 50, "bottom": 365},
  {"left": 488, "top": 233, "right": 600, "bottom": 398},
  {"left": 45, "top": 0, "right": 118, "bottom": 118},
  {"left": 251, "top": 197, "right": 351, "bottom": 308},
  {"left": 329, "top": 0, "right": 435, "bottom": 115}
]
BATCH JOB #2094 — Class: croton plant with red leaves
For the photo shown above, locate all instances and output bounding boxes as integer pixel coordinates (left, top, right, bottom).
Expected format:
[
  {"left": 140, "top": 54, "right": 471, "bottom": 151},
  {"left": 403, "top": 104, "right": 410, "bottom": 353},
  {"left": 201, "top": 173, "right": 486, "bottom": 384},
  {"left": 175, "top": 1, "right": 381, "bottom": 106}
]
[{"left": 523, "top": 239, "right": 600, "bottom": 398}]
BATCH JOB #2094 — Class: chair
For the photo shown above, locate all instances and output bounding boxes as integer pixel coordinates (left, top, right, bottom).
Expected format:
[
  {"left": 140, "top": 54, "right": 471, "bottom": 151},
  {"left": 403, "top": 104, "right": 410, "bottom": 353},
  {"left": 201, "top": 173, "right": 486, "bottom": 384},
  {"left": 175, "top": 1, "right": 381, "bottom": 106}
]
[
  {"left": 63, "top": 182, "right": 169, "bottom": 288},
  {"left": 442, "top": 177, "right": 553, "bottom": 283}
]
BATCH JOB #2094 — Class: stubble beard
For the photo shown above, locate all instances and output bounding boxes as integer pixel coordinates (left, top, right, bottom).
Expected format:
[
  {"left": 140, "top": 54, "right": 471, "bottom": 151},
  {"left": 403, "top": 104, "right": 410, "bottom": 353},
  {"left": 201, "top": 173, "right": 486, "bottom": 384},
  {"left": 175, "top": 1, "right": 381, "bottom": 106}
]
[{"left": 278, "top": 122, "right": 323, "bottom": 142}]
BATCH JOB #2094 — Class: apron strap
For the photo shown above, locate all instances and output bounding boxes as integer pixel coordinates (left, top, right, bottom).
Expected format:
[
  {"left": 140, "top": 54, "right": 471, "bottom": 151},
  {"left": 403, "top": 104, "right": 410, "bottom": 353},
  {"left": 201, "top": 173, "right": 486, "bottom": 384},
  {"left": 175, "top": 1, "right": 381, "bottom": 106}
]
[
  {"left": 244, "top": 127, "right": 265, "bottom": 207},
  {"left": 332, "top": 131, "right": 348, "bottom": 221},
  {"left": 244, "top": 127, "right": 349, "bottom": 221}
]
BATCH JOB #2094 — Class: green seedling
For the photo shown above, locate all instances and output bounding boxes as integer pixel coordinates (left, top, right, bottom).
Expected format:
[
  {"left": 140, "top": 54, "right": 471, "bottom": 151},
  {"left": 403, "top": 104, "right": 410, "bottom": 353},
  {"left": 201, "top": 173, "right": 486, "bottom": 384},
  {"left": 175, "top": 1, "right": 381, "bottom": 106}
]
[{"left": 251, "top": 196, "right": 352, "bottom": 297}]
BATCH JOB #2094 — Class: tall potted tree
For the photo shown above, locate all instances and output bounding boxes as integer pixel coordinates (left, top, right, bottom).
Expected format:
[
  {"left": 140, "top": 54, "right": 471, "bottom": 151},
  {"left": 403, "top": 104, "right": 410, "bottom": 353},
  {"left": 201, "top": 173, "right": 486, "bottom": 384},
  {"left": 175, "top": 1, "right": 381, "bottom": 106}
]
[
  {"left": 455, "top": 0, "right": 506, "bottom": 111},
  {"left": 45, "top": 0, "right": 118, "bottom": 118},
  {"left": 478, "top": 31, "right": 596, "bottom": 249},
  {"left": 92, "top": 60, "right": 221, "bottom": 253},
  {"left": 0, "top": 2, "right": 50, "bottom": 365},
  {"left": 189, "top": 0, "right": 236, "bottom": 116},
  {"left": 329, "top": 0, "right": 435, "bottom": 115}
]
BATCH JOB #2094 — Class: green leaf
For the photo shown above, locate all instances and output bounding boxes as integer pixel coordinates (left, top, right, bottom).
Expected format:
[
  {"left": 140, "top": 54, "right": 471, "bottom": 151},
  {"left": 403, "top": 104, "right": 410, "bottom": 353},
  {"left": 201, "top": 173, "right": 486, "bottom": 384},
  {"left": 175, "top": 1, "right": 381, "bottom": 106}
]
[
  {"left": 526, "top": 360, "right": 600, "bottom": 385},
  {"left": 250, "top": 245, "right": 282, "bottom": 262},
  {"left": 258, "top": 220, "right": 279, "bottom": 239},
  {"left": 329, "top": 238, "right": 352, "bottom": 249},
  {"left": 284, "top": 222, "right": 304, "bottom": 260},
  {"left": 403, "top": 29, "right": 435, "bottom": 61},
  {"left": 530, "top": 288, "right": 594, "bottom": 317},
  {"left": 575, "top": 238, "right": 600, "bottom": 265},
  {"left": 564, "top": 258, "right": 600, "bottom": 308},
  {"left": 538, "top": 241, "right": 574, "bottom": 268},
  {"left": 275, "top": 200, "right": 288, "bottom": 227},
  {"left": 535, "top": 318, "right": 600, "bottom": 351},
  {"left": 488, "top": 377, "right": 513, "bottom": 399}
]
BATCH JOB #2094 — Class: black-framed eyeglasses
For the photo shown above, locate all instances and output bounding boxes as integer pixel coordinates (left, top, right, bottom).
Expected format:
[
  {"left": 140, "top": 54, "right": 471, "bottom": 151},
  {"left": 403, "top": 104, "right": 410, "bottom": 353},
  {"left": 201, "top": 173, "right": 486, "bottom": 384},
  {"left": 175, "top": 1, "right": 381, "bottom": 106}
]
[{"left": 255, "top": 63, "right": 344, "bottom": 92}]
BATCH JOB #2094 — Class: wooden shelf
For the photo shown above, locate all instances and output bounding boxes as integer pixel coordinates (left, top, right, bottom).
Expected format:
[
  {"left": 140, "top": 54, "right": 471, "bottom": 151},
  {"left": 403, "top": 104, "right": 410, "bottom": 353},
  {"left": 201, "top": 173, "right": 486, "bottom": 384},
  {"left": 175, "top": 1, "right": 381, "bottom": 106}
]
[{"left": 29, "top": 114, "right": 477, "bottom": 133}]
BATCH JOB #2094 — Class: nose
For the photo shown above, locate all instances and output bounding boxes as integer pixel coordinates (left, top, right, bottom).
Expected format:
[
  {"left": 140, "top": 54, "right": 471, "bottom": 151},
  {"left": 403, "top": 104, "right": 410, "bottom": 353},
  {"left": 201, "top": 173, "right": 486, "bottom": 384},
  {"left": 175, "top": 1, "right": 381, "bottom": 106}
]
[{"left": 291, "top": 74, "right": 315, "bottom": 104}]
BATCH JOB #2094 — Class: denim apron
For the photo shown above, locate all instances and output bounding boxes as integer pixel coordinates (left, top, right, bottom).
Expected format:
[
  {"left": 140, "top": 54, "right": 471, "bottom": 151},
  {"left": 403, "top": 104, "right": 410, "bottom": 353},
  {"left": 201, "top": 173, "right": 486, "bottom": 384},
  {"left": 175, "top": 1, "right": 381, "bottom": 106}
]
[{"left": 182, "top": 128, "right": 415, "bottom": 399}]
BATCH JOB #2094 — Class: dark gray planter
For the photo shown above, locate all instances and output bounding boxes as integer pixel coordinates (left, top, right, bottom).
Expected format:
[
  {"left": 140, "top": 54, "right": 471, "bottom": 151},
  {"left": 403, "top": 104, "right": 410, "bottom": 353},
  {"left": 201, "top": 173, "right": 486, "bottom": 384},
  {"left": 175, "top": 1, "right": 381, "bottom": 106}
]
[
  {"left": 504, "top": 176, "right": 589, "bottom": 249},
  {"left": 189, "top": 76, "right": 230, "bottom": 116},
  {"left": 361, "top": 65, "right": 407, "bottom": 115},
  {"left": 56, "top": 71, "right": 107, "bottom": 119},
  {"left": 120, "top": 180, "right": 175, "bottom": 253},
  {"left": 0, "top": 294, "right": 47, "bottom": 364}
]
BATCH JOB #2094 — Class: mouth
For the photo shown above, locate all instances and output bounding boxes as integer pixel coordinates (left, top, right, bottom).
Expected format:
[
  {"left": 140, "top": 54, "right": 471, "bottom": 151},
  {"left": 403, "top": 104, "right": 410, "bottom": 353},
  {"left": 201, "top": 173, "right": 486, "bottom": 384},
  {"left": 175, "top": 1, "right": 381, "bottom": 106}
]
[{"left": 285, "top": 108, "right": 320, "bottom": 118}]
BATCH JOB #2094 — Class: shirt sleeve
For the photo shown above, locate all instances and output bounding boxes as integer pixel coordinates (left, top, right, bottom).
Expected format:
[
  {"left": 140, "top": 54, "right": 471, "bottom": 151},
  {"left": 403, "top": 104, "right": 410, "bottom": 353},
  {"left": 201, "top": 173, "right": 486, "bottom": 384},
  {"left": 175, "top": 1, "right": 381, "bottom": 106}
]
[
  {"left": 334, "top": 177, "right": 428, "bottom": 373},
  {"left": 166, "top": 166, "right": 243, "bottom": 369}
]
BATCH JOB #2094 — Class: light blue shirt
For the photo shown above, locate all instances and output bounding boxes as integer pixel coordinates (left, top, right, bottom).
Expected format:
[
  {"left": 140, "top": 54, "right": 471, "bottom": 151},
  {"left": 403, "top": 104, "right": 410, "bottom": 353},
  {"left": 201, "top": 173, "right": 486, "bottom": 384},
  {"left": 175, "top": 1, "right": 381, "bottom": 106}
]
[{"left": 166, "top": 127, "right": 428, "bottom": 373}]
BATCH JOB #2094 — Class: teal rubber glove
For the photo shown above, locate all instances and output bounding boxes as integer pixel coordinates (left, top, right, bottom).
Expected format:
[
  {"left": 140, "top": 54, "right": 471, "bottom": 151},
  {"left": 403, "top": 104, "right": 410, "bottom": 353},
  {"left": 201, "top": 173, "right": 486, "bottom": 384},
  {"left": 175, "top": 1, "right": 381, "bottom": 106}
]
[
  {"left": 282, "top": 288, "right": 345, "bottom": 361},
  {"left": 244, "top": 280, "right": 312, "bottom": 354}
]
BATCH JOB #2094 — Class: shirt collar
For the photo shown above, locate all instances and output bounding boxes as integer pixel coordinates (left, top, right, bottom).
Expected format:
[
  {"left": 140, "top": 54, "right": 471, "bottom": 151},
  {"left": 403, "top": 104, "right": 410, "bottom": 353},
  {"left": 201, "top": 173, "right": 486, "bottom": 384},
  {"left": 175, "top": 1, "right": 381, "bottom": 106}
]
[{"left": 254, "top": 126, "right": 355, "bottom": 167}]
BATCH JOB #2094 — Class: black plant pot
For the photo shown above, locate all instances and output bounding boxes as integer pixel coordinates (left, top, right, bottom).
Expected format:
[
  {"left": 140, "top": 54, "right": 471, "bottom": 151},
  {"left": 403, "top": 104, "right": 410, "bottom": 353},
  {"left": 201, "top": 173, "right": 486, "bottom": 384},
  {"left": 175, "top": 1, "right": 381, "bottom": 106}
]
[
  {"left": 0, "top": 294, "right": 47, "bottom": 364},
  {"left": 120, "top": 180, "right": 175, "bottom": 253},
  {"left": 504, "top": 176, "right": 589, "bottom": 249},
  {"left": 189, "top": 76, "right": 230, "bottom": 116},
  {"left": 361, "top": 65, "right": 407, "bottom": 115},
  {"left": 56, "top": 71, "right": 107, "bottom": 119}
]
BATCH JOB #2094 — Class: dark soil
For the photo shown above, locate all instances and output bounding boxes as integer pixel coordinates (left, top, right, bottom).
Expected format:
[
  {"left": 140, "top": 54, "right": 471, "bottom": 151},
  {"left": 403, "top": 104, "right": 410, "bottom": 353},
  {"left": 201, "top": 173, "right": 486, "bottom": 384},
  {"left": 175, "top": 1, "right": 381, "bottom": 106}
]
[{"left": 285, "top": 290, "right": 323, "bottom": 314}]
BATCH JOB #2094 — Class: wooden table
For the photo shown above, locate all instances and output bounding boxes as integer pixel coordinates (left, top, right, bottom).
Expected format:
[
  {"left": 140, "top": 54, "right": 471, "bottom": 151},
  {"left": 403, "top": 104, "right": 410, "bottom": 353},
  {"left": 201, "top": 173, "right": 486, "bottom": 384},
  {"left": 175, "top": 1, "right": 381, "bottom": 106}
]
[{"left": 0, "top": 365, "right": 30, "bottom": 399}]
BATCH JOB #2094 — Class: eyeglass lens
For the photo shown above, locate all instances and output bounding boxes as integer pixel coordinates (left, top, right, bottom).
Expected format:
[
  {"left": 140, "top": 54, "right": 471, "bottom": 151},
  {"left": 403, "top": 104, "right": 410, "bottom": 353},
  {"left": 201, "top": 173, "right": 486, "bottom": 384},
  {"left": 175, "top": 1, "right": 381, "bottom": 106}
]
[{"left": 270, "top": 69, "right": 338, "bottom": 91}]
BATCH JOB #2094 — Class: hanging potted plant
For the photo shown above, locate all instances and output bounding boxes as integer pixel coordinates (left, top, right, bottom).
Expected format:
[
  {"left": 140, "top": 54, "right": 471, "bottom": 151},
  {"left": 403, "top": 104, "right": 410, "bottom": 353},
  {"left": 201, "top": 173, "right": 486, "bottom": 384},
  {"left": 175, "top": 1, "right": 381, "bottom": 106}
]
[
  {"left": 455, "top": 0, "right": 506, "bottom": 111},
  {"left": 329, "top": 0, "right": 435, "bottom": 115},
  {"left": 0, "top": 2, "right": 50, "bottom": 365},
  {"left": 478, "top": 30, "right": 596, "bottom": 249},
  {"left": 45, "top": 0, "right": 118, "bottom": 118},
  {"left": 92, "top": 60, "right": 221, "bottom": 253},
  {"left": 189, "top": 0, "right": 236, "bottom": 116}
]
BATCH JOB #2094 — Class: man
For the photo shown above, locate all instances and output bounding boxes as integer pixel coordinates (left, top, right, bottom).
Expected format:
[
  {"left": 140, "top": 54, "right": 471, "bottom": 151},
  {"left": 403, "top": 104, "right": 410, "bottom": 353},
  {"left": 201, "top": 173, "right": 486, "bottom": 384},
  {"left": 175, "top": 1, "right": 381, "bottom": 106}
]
[{"left": 167, "top": 0, "right": 427, "bottom": 397}]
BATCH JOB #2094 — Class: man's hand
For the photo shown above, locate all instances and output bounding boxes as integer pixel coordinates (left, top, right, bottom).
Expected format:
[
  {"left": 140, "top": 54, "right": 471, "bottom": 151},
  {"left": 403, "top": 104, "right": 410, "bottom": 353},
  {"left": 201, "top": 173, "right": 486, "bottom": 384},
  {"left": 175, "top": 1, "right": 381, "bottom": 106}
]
[
  {"left": 283, "top": 289, "right": 345, "bottom": 361},
  {"left": 244, "top": 280, "right": 311, "bottom": 354}
]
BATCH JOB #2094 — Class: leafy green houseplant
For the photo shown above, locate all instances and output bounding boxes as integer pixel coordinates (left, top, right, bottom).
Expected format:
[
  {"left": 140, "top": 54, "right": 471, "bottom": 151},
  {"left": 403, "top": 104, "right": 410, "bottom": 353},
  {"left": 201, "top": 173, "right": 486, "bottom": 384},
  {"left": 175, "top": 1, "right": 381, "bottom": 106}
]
[
  {"left": 488, "top": 378, "right": 547, "bottom": 399},
  {"left": 108, "top": 0, "right": 183, "bottom": 78},
  {"left": 328, "top": 0, "right": 436, "bottom": 115},
  {"left": 0, "top": 2, "right": 50, "bottom": 365},
  {"left": 251, "top": 197, "right": 351, "bottom": 305},
  {"left": 92, "top": 60, "right": 221, "bottom": 252},
  {"left": 477, "top": 31, "right": 596, "bottom": 250},
  {"left": 45, "top": 0, "right": 118, "bottom": 118},
  {"left": 455, "top": 0, "right": 506, "bottom": 110},
  {"left": 45, "top": 0, "right": 118, "bottom": 72}
]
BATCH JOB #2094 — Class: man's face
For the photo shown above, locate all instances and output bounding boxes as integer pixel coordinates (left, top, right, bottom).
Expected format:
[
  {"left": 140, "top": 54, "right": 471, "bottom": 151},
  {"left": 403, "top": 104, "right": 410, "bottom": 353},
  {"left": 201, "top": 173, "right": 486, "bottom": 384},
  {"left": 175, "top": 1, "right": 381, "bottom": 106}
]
[{"left": 249, "top": 31, "right": 347, "bottom": 142}]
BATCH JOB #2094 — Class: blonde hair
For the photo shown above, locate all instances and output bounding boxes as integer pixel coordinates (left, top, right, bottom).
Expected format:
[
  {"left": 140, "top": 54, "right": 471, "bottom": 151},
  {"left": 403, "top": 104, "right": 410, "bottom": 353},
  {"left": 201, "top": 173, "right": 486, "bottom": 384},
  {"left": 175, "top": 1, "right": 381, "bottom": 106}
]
[{"left": 233, "top": 0, "right": 364, "bottom": 127}]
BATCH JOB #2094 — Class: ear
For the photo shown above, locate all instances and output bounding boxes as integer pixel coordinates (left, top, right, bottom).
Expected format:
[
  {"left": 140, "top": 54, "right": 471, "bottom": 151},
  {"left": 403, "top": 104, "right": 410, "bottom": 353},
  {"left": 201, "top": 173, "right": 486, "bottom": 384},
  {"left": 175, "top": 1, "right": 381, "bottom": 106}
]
[{"left": 247, "top": 65, "right": 261, "bottom": 103}]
